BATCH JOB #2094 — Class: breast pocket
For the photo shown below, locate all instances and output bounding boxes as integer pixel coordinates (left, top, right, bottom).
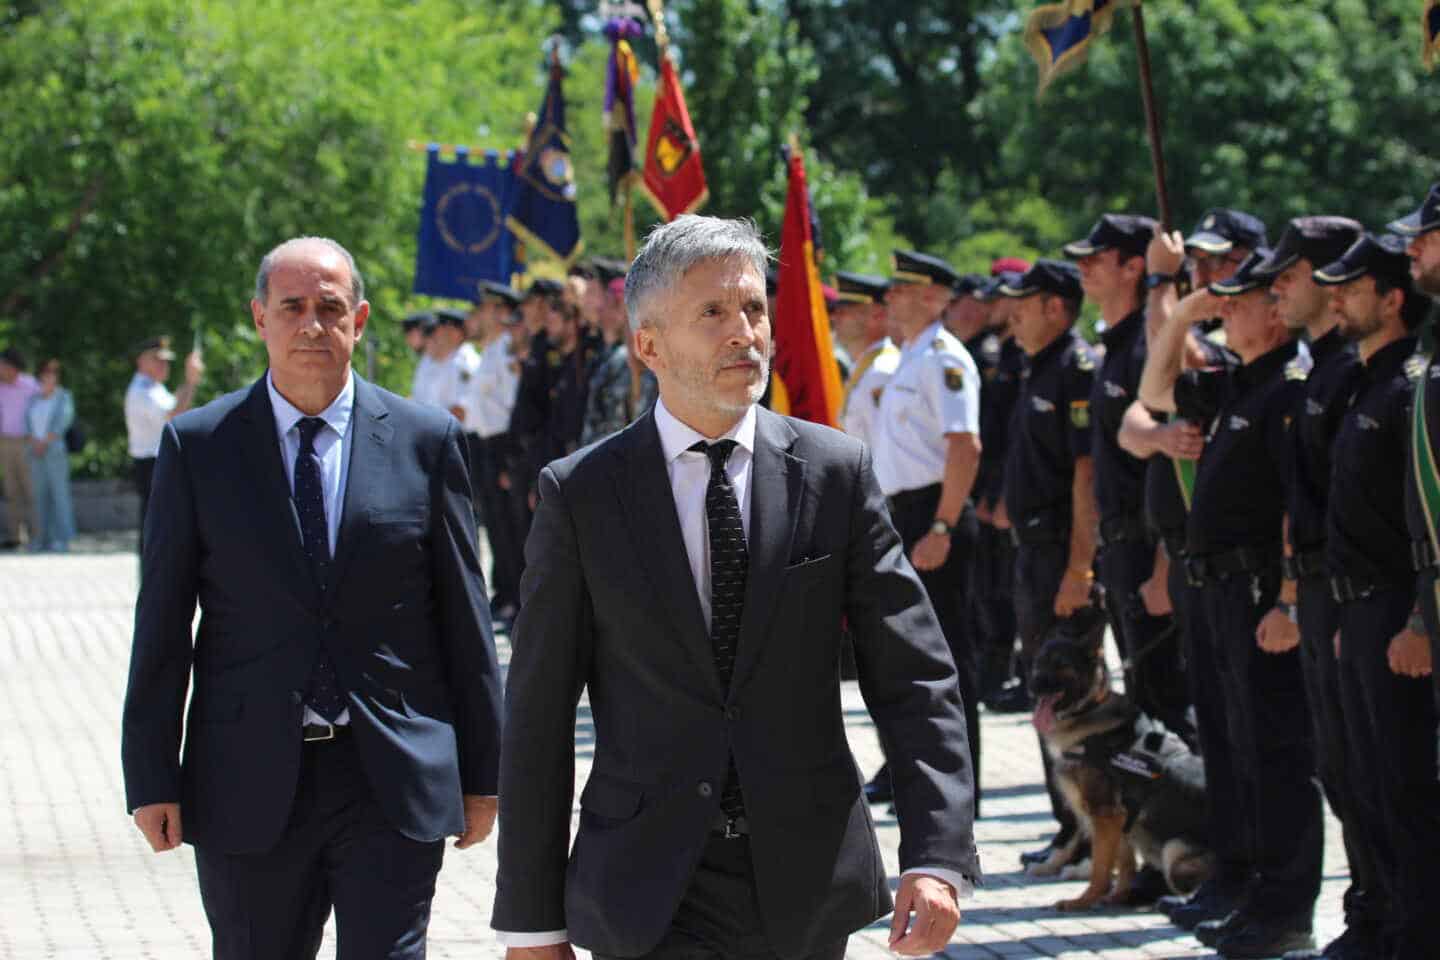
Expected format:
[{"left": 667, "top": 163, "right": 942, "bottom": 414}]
[{"left": 783, "top": 553, "right": 835, "bottom": 587}]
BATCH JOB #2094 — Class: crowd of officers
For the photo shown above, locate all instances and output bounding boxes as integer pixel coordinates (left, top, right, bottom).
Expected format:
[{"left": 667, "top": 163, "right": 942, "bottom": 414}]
[{"left": 406, "top": 183, "right": 1440, "bottom": 960}]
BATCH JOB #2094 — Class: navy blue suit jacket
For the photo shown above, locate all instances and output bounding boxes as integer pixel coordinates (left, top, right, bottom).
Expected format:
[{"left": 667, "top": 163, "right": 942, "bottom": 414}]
[{"left": 121, "top": 374, "right": 502, "bottom": 854}]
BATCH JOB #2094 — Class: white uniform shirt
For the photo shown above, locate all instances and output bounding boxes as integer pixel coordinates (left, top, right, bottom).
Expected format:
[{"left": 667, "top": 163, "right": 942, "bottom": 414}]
[
  {"left": 493, "top": 394, "right": 974, "bottom": 948},
  {"left": 466, "top": 332, "right": 522, "bottom": 438},
  {"left": 124, "top": 373, "right": 176, "bottom": 458},
  {"left": 840, "top": 339, "right": 901, "bottom": 446},
  {"left": 409, "top": 353, "right": 437, "bottom": 404},
  {"left": 870, "top": 320, "right": 980, "bottom": 497},
  {"left": 411, "top": 344, "right": 481, "bottom": 426}
]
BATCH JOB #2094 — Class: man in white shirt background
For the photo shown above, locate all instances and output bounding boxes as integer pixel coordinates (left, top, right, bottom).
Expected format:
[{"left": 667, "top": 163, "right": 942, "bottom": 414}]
[{"left": 123, "top": 335, "right": 202, "bottom": 555}]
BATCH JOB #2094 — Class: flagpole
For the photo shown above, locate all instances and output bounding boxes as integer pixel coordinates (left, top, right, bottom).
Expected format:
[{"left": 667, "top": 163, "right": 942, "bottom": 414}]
[{"left": 1130, "top": 5, "right": 1172, "bottom": 230}]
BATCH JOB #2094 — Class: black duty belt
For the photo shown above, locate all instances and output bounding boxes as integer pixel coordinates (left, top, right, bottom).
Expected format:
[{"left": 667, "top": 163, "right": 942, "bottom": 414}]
[
  {"left": 1184, "top": 546, "right": 1280, "bottom": 588},
  {"left": 1009, "top": 506, "right": 1071, "bottom": 547},
  {"left": 1412, "top": 539, "right": 1438, "bottom": 573},
  {"left": 711, "top": 812, "right": 750, "bottom": 839},
  {"left": 302, "top": 722, "right": 351, "bottom": 743},
  {"left": 1329, "top": 576, "right": 1377, "bottom": 604},
  {"left": 1283, "top": 548, "right": 1328, "bottom": 581},
  {"left": 1099, "top": 514, "right": 1150, "bottom": 547},
  {"left": 887, "top": 483, "right": 942, "bottom": 510}
]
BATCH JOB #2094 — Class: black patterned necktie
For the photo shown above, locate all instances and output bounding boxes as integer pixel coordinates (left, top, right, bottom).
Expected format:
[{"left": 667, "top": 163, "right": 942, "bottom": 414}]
[
  {"left": 692, "top": 439, "right": 749, "bottom": 822},
  {"left": 295, "top": 416, "right": 344, "bottom": 723}
]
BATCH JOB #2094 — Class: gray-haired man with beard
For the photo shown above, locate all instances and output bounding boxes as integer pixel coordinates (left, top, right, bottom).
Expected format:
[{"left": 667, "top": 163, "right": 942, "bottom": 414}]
[{"left": 492, "top": 215, "right": 979, "bottom": 960}]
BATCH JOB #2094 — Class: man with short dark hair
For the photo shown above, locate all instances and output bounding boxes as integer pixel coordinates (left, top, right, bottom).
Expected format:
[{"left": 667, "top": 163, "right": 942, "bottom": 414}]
[{"left": 124, "top": 335, "right": 203, "bottom": 556}]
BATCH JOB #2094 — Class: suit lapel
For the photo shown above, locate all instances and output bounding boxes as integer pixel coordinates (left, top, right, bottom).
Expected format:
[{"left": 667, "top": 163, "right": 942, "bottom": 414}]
[
  {"left": 238, "top": 378, "right": 316, "bottom": 606},
  {"left": 730, "top": 409, "right": 805, "bottom": 694},
  {"left": 621, "top": 411, "right": 720, "bottom": 697},
  {"left": 327, "top": 376, "right": 393, "bottom": 596}
]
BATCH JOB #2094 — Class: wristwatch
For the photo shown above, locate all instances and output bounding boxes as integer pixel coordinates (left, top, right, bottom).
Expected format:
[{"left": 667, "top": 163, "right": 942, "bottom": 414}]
[
  {"left": 930, "top": 519, "right": 953, "bottom": 537},
  {"left": 1145, "top": 272, "right": 1179, "bottom": 290}
]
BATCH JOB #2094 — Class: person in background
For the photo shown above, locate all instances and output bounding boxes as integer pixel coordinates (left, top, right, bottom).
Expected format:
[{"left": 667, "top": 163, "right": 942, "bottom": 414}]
[
  {"left": 0, "top": 346, "right": 39, "bottom": 550},
  {"left": 124, "top": 336, "right": 203, "bottom": 556},
  {"left": 23, "top": 358, "right": 75, "bottom": 553}
]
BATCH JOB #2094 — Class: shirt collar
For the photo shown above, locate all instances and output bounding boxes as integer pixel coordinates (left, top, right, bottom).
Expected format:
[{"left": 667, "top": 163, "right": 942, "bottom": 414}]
[
  {"left": 1362, "top": 335, "right": 1419, "bottom": 381},
  {"left": 1029, "top": 328, "right": 1076, "bottom": 370},
  {"left": 1308, "top": 326, "right": 1346, "bottom": 363},
  {"left": 1100, "top": 309, "right": 1144, "bottom": 350},
  {"left": 654, "top": 396, "right": 757, "bottom": 465},
  {"left": 903, "top": 320, "right": 942, "bottom": 355},
  {"left": 1236, "top": 338, "right": 1300, "bottom": 389},
  {"left": 267, "top": 370, "right": 355, "bottom": 441}
]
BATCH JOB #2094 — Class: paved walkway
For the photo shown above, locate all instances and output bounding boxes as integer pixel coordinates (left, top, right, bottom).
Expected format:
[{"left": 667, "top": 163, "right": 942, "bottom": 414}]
[{"left": 0, "top": 539, "right": 1348, "bottom": 959}]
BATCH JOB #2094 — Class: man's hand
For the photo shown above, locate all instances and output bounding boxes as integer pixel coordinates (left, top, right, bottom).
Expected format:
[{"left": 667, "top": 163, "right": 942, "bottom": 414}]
[
  {"left": 975, "top": 501, "right": 993, "bottom": 525},
  {"left": 889, "top": 874, "right": 961, "bottom": 956},
  {"left": 910, "top": 531, "right": 951, "bottom": 572},
  {"left": 455, "top": 795, "right": 498, "bottom": 849},
  {"left": 1053, "top": 569, "right": 1092, "bottom": 617},
  {"left": 1155, "top": 420, "right": 1204, "bottom": 460},
  {"left": 133, "top": 802, "right": 183, "bottom": 852},
  {"left": 1388, "top": 628, "right": 1433, "bottom": 678},
  {"left": 1256, "top": 608, "right": 1299, "bottom": 654},
  {"left": 1147, "top": 229, "right": 1186, "bottom": 277},
  {"left": 1139, "top": 572, "right": 1172, "bottom": 617},
  {"left": 183, "top": 350, "right": 205, "bottom": 385},
  {"left": 504, "top": 945, "right": 575, "bottom": 960}
]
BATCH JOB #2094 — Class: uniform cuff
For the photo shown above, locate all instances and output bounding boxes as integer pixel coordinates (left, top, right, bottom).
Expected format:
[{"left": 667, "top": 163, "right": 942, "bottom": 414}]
[
  {"left": 900, "top": 867, "right": 975, "bottom": 899},
  {"left": 494, "top": 929, "right": 568, "bottom": 948}
]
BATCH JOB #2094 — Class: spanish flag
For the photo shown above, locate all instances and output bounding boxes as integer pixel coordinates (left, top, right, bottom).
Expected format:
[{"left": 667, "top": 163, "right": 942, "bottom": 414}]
[
  {"left": 1024, "top": 0, "right": 1138, "bottom": 95},
  {"left": 1425, "top": 0, "right": 1440, "bottom": 71},
  {"left": 771, "top": 143, "right": 843, "bottom": 428},
  {"left": 639, "top": 54, "right": 709, "bottom": 221}
]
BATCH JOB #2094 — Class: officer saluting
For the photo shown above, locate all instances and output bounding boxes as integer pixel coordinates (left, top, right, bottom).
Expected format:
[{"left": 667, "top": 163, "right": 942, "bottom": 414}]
[
  {"left": 834, "top": 271, "right": 897, "bottom": 446},
  {"left": 1313, "top": 232, "right": 1440, "bottom": 960},
  {"left": 866, "top": 250, "right": 983, "bottom": 811}
]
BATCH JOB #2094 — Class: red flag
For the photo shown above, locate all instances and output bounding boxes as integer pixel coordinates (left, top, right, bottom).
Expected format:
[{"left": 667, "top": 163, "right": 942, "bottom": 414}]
[
  {"left": 772, "top": 145, "right": 843, "bottom": 428},
  {"left": 639, "top": 55, "right": 708, "bottom": 221}
]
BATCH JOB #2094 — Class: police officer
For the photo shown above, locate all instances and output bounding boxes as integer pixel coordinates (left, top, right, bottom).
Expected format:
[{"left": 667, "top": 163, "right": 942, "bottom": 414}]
[
  {"left": 413, "top": 307, "right": 480, "bottom": 427},
  {"left": 124, "top": 335, "right": 203, "bottom": 557},
  {"left": 1139, "top": 252, "right": 1320, "bottom": 958},
  {"left": 407, "top": 310, "right": 441, "bottom": 402},
  {"left": 833, "top": 272, "right": 897, "bottom": 447},
  {"left": 864, "top": 250, "right": 983, "bottom": 811},
  {"left": 401, "top": 310, "right": 433, "bottom": 357},
  {"left": 996, "top": 260, "right": 1099, "bottom": 869},
  {"left": 1312, "top": 233, "right": 1440, "bottom": 960},
  {"left": 581, "top": 263, "right": 643, "bottom": 445}
]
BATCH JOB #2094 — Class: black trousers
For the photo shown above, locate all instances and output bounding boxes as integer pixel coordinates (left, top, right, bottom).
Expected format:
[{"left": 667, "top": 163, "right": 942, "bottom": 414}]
[
  {"left": 1337, "top": 586, "right": 1440, "bottom": 960},
  {"left": 1095, "top": 537, "right": 1192, "bottom": 743},
  {"left": 194, "top": 734, "right": 444, "bottom": 960},
  {"left": 133, "top": 456, "right": 156, "bottom": 557},
  {"left": 471, "top": 433, "right": 522, "bottom": 610},
  {"left": 593, "top": 835, "right": 847, "bottom": 960},
  {"left": 970, "top": 522, "right": 1018, "bottom": 700},
  {"left": 1013, "top": 538, "right": 1078, "bottom": 840},
  {"left": 1296, "top": 575, "right": 1380, "bottom": 932},
  {"left": 1193, "top": 569, "right": 1321, "bottom": 918},
  {"left": 886, "top": 485, "right": 981, "bottom": 815}
]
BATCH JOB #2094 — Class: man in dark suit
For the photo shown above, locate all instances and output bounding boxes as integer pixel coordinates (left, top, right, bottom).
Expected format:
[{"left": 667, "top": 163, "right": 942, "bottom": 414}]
[
  {"left": 492, "top": 216, "right": 980, "bottom": 960},
  {"left": 121, "top": 237, "right": 503, "bottom": 959}
]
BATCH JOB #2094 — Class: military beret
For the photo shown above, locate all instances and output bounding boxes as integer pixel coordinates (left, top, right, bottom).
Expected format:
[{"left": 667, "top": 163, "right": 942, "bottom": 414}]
[
  {"left": 1185, "top": 208, "right": 1269, "bottom": 255},
  {"left": 990, "top": 257, "right": 1031, "bottom": 276},
  {"left": 1209, "top": 249, "right": 1276, "bottom": 296},
  {"left": 1063, "top": 213, "right": 1156, "bottom": 260},
  {"left": 1313, "top": 233, "right": 1413, "bottom": 290},
  {"left": 833, "top": 271, "right": 889, "bottom": 305},
  {"left": 998, "top": 260, "right": 1084, "bottom": 303},
  {"left": 1254, "top": 216, "right": 1364, "bottom": 277},
  {"left": 1388, "top": 182, "right": 1440, "bottom": 237},
  {"left": 892, "top": 250, "right": 961, "bottom": 288}
]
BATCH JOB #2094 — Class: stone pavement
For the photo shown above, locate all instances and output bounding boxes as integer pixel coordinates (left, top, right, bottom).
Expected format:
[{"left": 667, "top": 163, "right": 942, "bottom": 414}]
[{"left": 0, "top": 538, "right": 1349, "bottom": 959}]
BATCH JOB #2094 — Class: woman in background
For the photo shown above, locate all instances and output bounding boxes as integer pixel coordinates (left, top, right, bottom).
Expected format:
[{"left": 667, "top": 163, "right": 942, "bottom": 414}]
[{"left": 25, "top": 358, "right": 75, "bottom": 552}]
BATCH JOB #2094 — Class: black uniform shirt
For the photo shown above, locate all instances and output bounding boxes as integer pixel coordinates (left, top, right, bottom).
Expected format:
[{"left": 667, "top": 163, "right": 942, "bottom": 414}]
[
  {"left": 1178, "top": 339, "right": 1303, "bottom": 556},
  {"left": 1145, "top": 336, "right": 1234, "bottom": 539},
  {"left": 972, "top": 333, "right": 1023, "bottom": 509},
  {"left": 1287, "top": 329, "right": 1361, "bottom": 554},
  {"left": 1327, "top": 336, "right": 1421, "bottom": 586},
  {"left": 1003, "top": 329, "right": 1096, "bottom": 530},
  {"left": 1091, "top": 310, "right": 1147, "bottom": 522}
]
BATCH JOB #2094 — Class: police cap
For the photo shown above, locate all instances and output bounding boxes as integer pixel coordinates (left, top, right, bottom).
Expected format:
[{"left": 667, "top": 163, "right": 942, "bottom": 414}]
[
  {"left": 952, "top": 274, "right": 988, "bottom": 298},
  {"left": 400, "top": 310, "right": 434, "bottom": 333},
  {"left": 1209, "top": 249, "right": 1276, "bottom": 296},
  {"left": 588, "top": 256, "right": 629, "bottom": 285},
  {"left": 477, "top": 281, "right": 522, "bottom": 308},
  {"left": 434, "top": 307, "right": 467, "bottom": 329},
  {"left": 834, "top": 271, "right": 889, "bottom": 305},
  {"left": 525, "top": 278, "right": 566, "bottom": 300},
  {"left": 1313, "top": 233, "right": 1413, "bottom": 290},
  {"left": 892, "top": 250, "right": 961, "bottom": 288},
  {"left": 1185, "top": 208, "right": 1268, "bottom": 254},
  {"left": 998, "top": 260, "right": 1083, "bottom": 303},
  {"left": 1062, "top": 213, "right": 1156, "bottom": 260},
  {"left": 132, "top": 335, "right": 176, "bottom": 360},
  {"left": 1389, "top": 183, "right": 1440, "bottom": 237},
  {"left": 1254, "top": 216, "right": 1363, "bottom": 276}
]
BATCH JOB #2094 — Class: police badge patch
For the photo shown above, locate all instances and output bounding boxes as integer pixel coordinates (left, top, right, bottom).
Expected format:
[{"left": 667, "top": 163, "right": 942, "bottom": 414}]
[
  {"left": 944, "top": 367, "right": 965, "bottom": 391},
  {"left": 1069, "top": 400, "right": 1090, "bottom": 428}
]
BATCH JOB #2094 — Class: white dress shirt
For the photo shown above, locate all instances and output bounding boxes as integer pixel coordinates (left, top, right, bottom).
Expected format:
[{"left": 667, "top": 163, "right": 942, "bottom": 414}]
[
  {"left": 467, "top": 332, "right": 522, "bottom": 439},
  {"left": 412, "top": 343, "right": 480, "bottom": 425},
  {"left": 495, "top": 397, "right": 971, "bottom": 949},
  {"left": 124, "top": 373, "right": 176, "bottom": 458},
  {"left": 267, "top": 371, "right": 355, "bottom": 727},
  {"left": 840, "top": 338, "right": 901, "bottom": 446}
]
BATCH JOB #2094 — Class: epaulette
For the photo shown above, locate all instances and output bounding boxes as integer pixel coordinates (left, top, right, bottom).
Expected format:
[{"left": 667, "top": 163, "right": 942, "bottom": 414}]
[
  {"left": 1074, "top": 348, "right": 1095, "bottom": 373},
  {"left": 1284, "top": 359, "right": 1308, "bottom": 382},
  {"left": 1405, "top": 354, "right": 1428, "bottom": 382}
]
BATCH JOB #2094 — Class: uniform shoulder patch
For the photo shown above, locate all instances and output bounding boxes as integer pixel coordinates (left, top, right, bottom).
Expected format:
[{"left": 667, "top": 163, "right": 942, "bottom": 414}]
[
  {"left": 1405, "top": 354, "right": 1428, "bottom": 382},
  {"left": 1070, "top": 399, "right": 1091, "bottom": 429},
  {"left": 1284, "top": 358, "right": 1308, "bottom": 382},
  {"left": 1074, "top": 349, "right": 1095, "bottom": 373},
  {"left": 932, "top": 337, "right": 946, "bottom": 351},
  {"left": 944, "top": 367, "right": 965, "bottom": 392}
]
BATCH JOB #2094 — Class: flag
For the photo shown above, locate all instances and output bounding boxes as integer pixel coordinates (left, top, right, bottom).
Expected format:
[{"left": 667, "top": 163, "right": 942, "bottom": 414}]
[
  {"left": 771, "top": 144, "right": 843, "bottom": 428},
  {"left": 507, "top": 59, "right": 583, "bottom": 265},
  {"left": 604, "top": 18, "right": 643, "bottom": 204},
  {"left": 1425, "top": 0, "right": 1440, "bottom": 71},
  {"left": 413, "top": 147, "right": 522, "bottom": 300},
  {"left": 639, "top": 54, "right": 709, "bottom": 221},
  {"left": 1023, "top": 0, "right": 1139, "bottom": 95}
]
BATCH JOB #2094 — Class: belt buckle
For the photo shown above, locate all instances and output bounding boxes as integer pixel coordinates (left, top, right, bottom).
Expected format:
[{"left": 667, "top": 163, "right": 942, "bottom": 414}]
[
  {"left": 721, "top": 817, "right": 741, "bottom": 839},
  {"left": 304, "top": 722, "right": 336, "bottom": 743}
]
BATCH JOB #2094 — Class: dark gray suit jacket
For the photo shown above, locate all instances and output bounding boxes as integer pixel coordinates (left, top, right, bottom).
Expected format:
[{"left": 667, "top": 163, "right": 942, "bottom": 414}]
[{"left": 493, "top": 406, "right": 978, "bottom": 958}]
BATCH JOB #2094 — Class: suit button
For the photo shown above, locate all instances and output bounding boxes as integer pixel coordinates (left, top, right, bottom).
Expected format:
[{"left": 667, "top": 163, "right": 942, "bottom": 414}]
[
  {"left": 697, "top": 781, "right": 713, "bottom": 799},
  {"left": 725, "top": 706, "right": 739, "bottom": 721}
]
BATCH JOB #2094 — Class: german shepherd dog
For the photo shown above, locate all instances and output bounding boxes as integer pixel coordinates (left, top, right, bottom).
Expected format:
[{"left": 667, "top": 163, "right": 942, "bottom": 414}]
[{"left": 1029, "top": 632, "right": 1213, "bottom": 911}]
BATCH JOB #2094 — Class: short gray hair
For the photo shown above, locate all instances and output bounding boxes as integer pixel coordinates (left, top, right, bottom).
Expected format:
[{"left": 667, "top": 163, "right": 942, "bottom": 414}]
[
  {"left": 254, "top": 236, "right": 365, "bottom": 306},
  {"left": 625, "top": 215, "right": 771, "bottom": 331}
]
